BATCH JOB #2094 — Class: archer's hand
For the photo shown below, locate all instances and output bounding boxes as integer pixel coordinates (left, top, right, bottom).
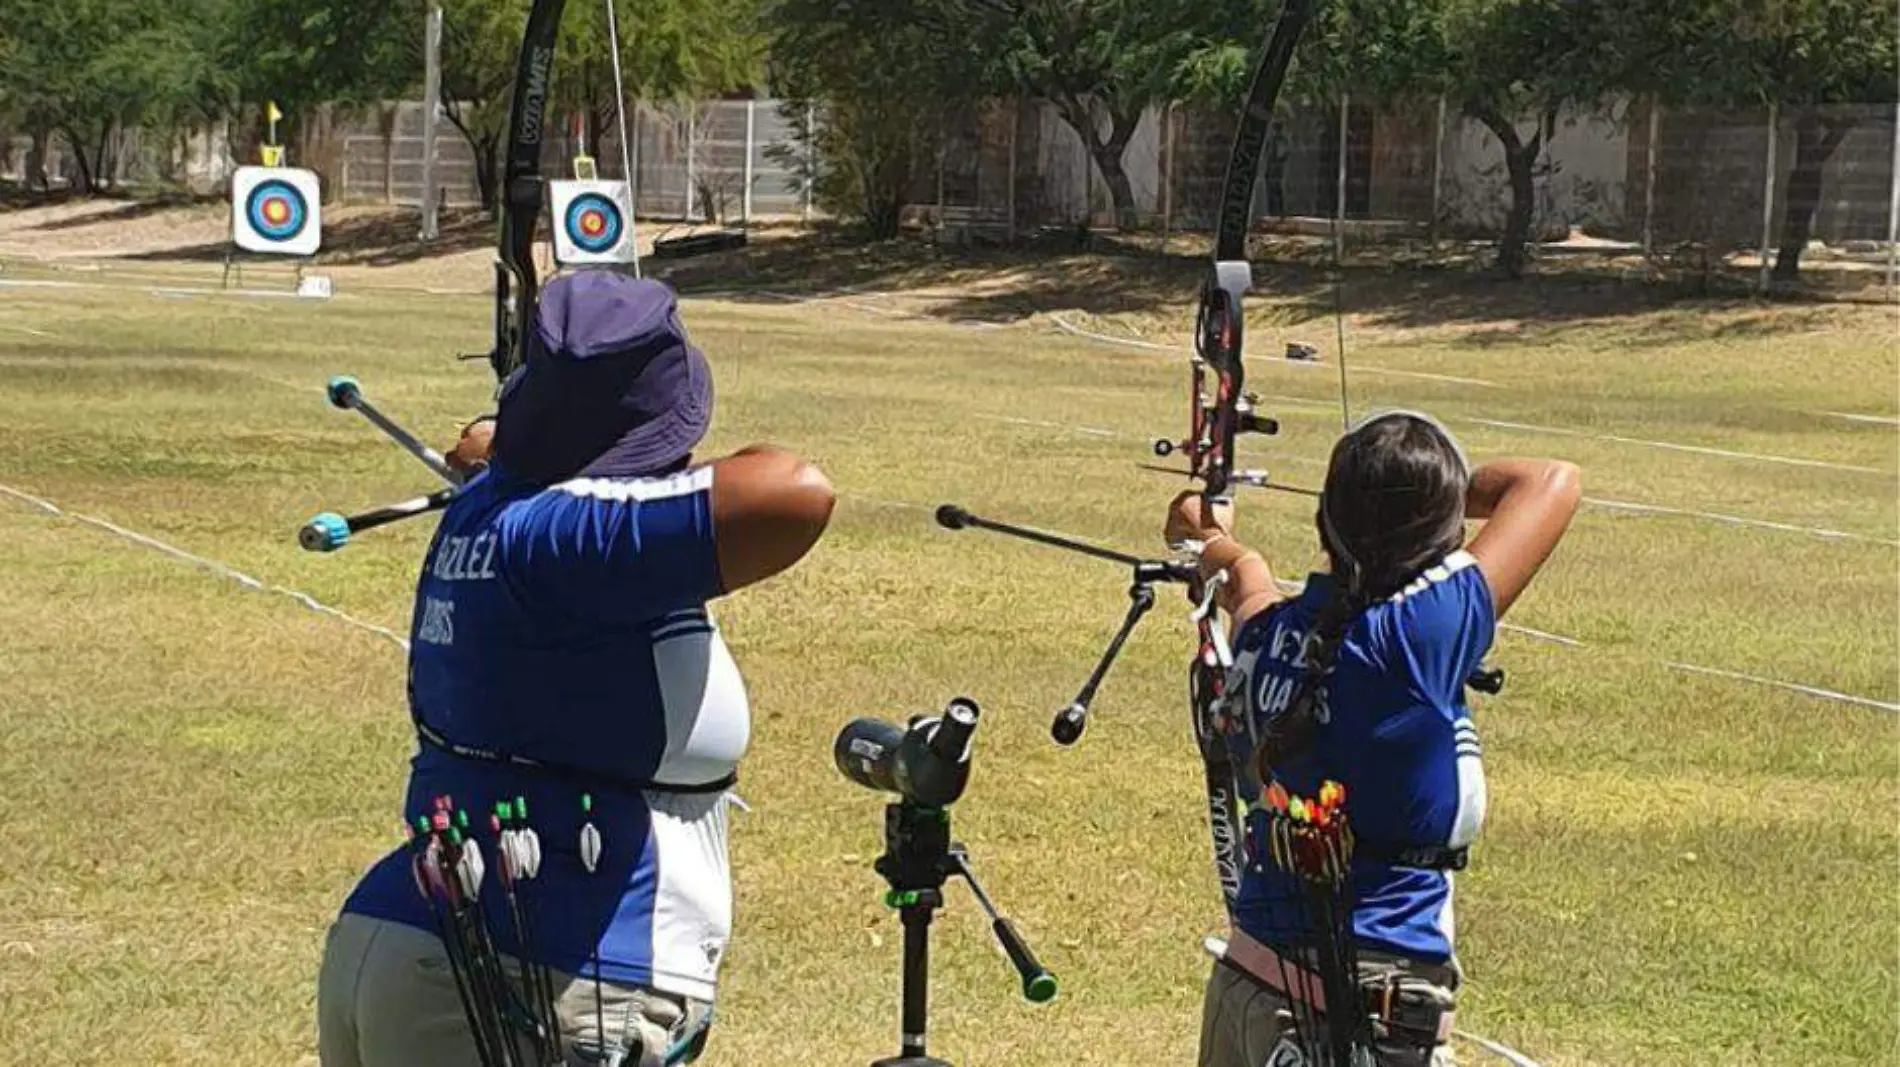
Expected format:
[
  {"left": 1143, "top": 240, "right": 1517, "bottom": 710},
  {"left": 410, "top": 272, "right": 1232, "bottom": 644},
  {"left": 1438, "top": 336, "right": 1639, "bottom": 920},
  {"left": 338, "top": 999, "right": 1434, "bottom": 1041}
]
[
  {"left": 1165, "top": 490, "right": 1234, "bottom": 546},
  {"left": 447, "top": 417, "right": 496, "bottom": 476}
]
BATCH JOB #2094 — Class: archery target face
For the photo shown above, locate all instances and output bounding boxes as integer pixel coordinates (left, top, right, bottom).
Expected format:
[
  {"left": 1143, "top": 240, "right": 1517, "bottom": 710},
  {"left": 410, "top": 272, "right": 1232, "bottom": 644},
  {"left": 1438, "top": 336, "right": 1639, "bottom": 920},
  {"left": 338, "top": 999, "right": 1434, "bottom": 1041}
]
[
  {"left": 550, "top": 181, "right": 637, "bottom": 265},
  {"left": 232, "top": 166, "right": 322, "bottom": 256}
]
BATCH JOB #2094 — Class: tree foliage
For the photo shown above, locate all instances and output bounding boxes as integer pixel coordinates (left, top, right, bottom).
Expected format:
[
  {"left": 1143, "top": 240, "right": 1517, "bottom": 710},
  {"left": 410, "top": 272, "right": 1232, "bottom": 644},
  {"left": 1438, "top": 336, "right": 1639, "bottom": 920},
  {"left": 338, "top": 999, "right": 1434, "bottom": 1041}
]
[
  {"left": 1648, "top": 0, "right": 1898, "bottom": 279},
  {"left": 0, "top": 0, "right": 234, "bottom": 191},
  {"left": 768, "top": 0, "right": 960, "bottom": 236}
]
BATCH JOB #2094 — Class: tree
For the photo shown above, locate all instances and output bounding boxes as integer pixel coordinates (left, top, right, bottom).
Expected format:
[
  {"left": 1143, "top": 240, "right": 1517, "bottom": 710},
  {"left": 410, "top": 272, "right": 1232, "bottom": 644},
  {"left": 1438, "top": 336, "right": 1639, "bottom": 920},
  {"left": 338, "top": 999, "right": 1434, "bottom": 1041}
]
[
  {"left": 978, "top": 0, "right": 1271, "bottom": 231},
  {"left": 0, "top": 0, "right": 234, "bottom": 193},
  {"left": 429, "top": 0, "right": 763, "bottom": 212},
  {"left": 769, "top": 0, "right": 956, "bottom": 236},
  {"left": 1717, "top": 0, "right": 1896, "bottom": 281},
  {"left": 1434, "top": 0, "right": 1642, "bottom": 278}
]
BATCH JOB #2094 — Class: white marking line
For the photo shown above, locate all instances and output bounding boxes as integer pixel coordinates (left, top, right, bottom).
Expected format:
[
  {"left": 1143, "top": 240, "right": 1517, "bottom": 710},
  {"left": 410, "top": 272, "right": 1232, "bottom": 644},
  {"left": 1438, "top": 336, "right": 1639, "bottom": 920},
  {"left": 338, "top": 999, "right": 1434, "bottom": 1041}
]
[
  {"left": 972, "top": 411, "right": 1891, "bottom": 545},
  {"left": 1585, "top": 496, "right": 1897, "bottom": 546},
  {"left": 1816, "top": 411, "right": 1900, "bottom": 427},
  {"left": 1258, "top": 576, "right": 1894, "bottom": 711},
  {"left": 975, "top": 414, "right": 1121, "bottom": 438},
  {"left": 1499, "top": 623, "right": 1586, "bottom": 647},
  {"left": 0, "top": 482, "right": 410, "bottom": 652},
  {"left": 0, "top": 277, "right": 320, "bottom": 301},
  {"left": 0, "top": 323, "right": 57, "bottom": 338},
  {"left": 1046, "top": 312, "right": 1501, "bottom": 388},
  {"left": 1456, "top": 1029, "right": 1547, "bottom": 1067},
  {"left": 1046, "top": 313, "right": 1892, "bottom": 474},
  {"left": 1664, "top": 661, "right": 1899, "bottom": 713},
  {"left": 1466, "top": 418, "right": 1885, "bottom": 474}
]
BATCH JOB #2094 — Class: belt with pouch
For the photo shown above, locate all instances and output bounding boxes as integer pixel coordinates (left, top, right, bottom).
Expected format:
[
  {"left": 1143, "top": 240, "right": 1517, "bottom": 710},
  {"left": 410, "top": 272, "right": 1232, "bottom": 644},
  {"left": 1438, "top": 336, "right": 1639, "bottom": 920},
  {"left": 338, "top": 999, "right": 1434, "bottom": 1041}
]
[{"left": 1205, "top": 928, "right": 1457, "bottom": 1047}]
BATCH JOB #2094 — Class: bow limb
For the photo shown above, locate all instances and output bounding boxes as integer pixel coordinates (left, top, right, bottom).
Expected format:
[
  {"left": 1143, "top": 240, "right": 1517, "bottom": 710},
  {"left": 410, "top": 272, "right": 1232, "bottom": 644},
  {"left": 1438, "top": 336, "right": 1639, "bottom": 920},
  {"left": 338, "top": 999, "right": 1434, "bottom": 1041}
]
[
  {"left": 490, "top": 0, "right": 571, "bottom": 384},
  {"left": 1187, "top": 0, "right": 1316, "bottom": 911}
]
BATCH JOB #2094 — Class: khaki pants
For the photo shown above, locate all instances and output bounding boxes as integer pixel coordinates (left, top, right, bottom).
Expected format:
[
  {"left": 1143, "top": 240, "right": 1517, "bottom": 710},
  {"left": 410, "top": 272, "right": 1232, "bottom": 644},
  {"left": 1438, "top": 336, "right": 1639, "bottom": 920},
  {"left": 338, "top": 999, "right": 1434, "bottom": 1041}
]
[
  {"left": 319, "top": 913, "right": 712, "bottom": 1067},
  {"left": 1198, "top": 956, "right": 1458, "bottom": 1067}
]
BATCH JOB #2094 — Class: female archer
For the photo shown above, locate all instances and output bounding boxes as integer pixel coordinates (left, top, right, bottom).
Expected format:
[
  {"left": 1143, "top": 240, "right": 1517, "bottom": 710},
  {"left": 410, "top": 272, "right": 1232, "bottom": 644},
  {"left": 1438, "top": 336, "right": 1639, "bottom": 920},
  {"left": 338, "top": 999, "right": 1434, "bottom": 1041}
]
[
  {"left": 1174, "top": 412, "right": 1580, "bottom": 1067},
  {"left": 317, "top": 271, "right": 835, "bottom": 1067}
]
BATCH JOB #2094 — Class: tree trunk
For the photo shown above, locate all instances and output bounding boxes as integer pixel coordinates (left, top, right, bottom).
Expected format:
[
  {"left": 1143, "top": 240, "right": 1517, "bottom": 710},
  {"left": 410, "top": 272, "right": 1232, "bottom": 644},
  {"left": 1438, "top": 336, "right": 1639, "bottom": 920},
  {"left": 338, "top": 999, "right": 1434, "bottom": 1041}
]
[
  {"left": 439, "top": 102, "right": 501, "bottom": 214},
  {"left": 60, "top": 126, "right": 95, "bottom": 194},
  {"left": 1090, "top": 140, "right": 1139, "bottom": 231},
  {"left": 1772, "top": 113, "right": 1855, "bottom": 282},
  {"left": 92, "top": 121, "right": 115, "bottom": 191},
  {"left": 26, "top": 126, "right": 50, "bottom": 191},
  {"left": 1055, "top": 96, "right": 1142, "bottom": 231},
  {"left": 1470, "top": 106, "right": 1550, "bottom": 279}
]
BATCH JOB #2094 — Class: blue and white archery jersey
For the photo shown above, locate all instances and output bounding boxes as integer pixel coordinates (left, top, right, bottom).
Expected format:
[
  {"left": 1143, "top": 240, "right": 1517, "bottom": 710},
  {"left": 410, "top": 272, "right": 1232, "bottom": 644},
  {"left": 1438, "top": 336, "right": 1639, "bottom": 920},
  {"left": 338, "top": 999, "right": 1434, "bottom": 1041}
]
[
  {"left": 343, "top": 463, "right": 748, "bottom": 1003},
  {"left": 1228, "top": 552, "right": 1494, "bottom": 964}
]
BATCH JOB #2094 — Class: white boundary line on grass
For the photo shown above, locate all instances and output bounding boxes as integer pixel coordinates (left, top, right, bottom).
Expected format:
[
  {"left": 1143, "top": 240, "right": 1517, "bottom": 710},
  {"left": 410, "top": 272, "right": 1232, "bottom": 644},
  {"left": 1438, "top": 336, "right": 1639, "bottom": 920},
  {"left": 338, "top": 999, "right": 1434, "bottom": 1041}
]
[
  {"left": 971, "top": 411, "right": 1895, "bottom": 546},
  {"left": 0, "top": 276, "right": 318, "bottom": 301},
  {"left": 1463, "top": 418, "right": 1883, "bottom": 474},
  {"left": 1038, "top": 307, "right": 1890, "bottom": 476},
  {"left": 1815, "top": 411, "right": 1900, "bottom": 427},
  {"left": 1047, "top": 312, "right": 1503, "bottom": 388},
  {"left": 1583, "top": 496, "right": 1898, "bottom": 546},
  {"left": 1455, "top": 1029, "right": 1547, "bottom": 1067},
  {"left": 0, "top": 482, "right": 411, "bottom": 652},
  {"left": 1664, "top": 661, "right": 1899, "bottom": 713}
]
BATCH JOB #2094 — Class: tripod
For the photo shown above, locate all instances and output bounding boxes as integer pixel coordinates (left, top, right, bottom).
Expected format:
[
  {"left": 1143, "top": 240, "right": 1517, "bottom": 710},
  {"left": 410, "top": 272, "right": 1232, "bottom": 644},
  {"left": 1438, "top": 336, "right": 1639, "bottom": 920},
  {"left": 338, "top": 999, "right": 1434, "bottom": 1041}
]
[{"left": 870, "top": 801, "right": 1056, "bottom": 1067}]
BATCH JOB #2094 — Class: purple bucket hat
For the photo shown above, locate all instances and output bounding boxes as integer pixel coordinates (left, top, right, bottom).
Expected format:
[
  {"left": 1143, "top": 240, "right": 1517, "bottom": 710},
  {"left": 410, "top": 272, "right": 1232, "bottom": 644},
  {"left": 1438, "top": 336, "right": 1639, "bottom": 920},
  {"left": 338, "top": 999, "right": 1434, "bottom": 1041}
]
[{"left": 491, "top": 271, "right": 714, "bottom": 483}]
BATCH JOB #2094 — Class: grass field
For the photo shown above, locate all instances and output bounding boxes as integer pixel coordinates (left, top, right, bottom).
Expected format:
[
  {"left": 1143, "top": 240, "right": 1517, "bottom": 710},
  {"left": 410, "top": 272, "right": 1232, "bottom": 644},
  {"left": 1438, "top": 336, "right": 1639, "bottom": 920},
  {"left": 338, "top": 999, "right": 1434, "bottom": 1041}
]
[{"left": 0, "top": 229, "right": 1895, "bottom": 1067}]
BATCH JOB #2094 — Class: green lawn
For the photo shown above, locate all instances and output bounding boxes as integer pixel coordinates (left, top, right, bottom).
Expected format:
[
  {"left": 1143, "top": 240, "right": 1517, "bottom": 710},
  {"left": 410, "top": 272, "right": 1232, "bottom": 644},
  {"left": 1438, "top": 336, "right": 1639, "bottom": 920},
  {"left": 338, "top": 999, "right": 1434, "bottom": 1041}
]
[{"left": 0, "top": 247, "right": 1894, "bottom": 1067}]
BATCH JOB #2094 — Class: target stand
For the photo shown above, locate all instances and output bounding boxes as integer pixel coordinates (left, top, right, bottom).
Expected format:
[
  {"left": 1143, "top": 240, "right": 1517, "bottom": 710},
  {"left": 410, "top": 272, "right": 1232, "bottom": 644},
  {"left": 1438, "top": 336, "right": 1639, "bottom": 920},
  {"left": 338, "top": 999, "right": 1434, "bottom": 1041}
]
[
  {"left": 549, "top": 180, "right": 638, "bottom": 267},
  {"left": 225, "top": 166, "right": 326, "bottom": 293}
]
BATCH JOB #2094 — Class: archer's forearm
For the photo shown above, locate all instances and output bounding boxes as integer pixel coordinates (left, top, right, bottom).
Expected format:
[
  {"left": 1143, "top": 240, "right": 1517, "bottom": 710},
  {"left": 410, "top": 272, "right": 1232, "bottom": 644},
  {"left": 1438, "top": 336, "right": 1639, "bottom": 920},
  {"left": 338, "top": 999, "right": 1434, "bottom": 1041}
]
[{"left": 1200, "top": 536, "right": 1280, "bottom": 624}]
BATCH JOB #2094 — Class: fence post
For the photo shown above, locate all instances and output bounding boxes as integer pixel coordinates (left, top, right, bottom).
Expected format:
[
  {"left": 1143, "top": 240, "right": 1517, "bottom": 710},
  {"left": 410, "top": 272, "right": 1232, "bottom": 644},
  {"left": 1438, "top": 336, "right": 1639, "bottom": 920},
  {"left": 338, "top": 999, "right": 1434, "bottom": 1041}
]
[
  {"left": 1007, "top": 99, "right": 1018, "bottom": 241},
  {"left": 420, "top": 1, "right": 443, "bottom": 239},
  {"left": 742, "top": 98, "right": 755, "bottom": 224},
  {"left": 1335, "top": 94, "right": 1350, "bottom": 263},
  {"left": 1428, "top": 95, "right": 1446, "bottom": 247},
  {"left": 1887, "top": 96, "right": 1898, "bottom": 294},
  {"left": 1082, "top": 109, "right": 1093, "bottom": 228},
  {"left": 383, "top": 106, "right": 396, "bottom": 205},
  {"left": 684, "top": 103, "right": 697, "bottom": 223},
  {"left": 1643, "top": 98, "right": 1660, "bottom": 258},
  {"left": 1160, "top": 102, "right": 1174, "bottom": 255},
  {"left": 630, "top": 104, "right": 642, "bottom": 216},
  {"left": 1759, "top": 101, "right": 1779, "bottom": 294},
  {"left": 805, "top": 103, "right": 817, "bottom": 223}
]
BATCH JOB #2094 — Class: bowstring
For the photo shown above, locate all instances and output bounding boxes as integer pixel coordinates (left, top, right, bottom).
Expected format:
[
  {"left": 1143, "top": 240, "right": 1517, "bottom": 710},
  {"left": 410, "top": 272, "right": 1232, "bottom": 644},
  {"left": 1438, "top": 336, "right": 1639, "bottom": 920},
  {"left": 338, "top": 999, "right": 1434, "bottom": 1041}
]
[{"left": 603, "top": 0, "right": 642, "bottom": 278}]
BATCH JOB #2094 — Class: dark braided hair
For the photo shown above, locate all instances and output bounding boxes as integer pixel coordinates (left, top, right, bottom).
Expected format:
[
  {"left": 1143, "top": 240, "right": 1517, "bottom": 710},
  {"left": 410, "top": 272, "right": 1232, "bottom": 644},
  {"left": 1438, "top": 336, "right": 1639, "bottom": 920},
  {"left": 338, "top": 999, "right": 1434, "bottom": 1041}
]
[{"left": 1255, "top": 412, "right": 1471, "bottom": 783}]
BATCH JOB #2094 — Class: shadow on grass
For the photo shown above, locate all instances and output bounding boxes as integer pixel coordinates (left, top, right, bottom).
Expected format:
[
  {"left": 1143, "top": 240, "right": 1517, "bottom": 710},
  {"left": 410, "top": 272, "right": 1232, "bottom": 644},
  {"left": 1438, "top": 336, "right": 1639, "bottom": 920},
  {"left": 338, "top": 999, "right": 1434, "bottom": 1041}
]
[
  {"left": 23, "top": 193, "right": 225, "bottom": 231},
  {"left": 661, "top": 227, "right": 1884, "bottom": 344},
  {"left": 118, "top": 207, "right": 497, "bottom": 266}
]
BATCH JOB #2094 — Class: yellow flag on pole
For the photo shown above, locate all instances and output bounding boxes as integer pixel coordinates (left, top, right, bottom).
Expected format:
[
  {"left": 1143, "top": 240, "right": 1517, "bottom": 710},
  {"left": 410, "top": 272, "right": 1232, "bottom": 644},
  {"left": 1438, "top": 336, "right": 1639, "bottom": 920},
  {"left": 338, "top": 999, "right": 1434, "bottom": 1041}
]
[{"left": 267, "top": 101, "right": 283, "bottom": 124}]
